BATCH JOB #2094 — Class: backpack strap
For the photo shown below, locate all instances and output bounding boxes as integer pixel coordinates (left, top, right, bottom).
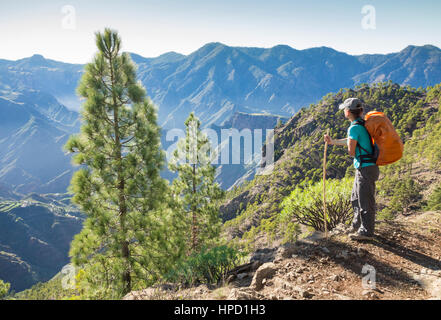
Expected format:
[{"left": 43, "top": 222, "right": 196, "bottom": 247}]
[{"left": 352, "top": 119, "right": 378, "bottom": 165}]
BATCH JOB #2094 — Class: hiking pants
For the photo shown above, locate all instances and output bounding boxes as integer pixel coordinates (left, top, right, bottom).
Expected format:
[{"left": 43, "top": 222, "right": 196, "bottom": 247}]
[{"left": 351, "top": 165, "right": 380, "bottom": 236}]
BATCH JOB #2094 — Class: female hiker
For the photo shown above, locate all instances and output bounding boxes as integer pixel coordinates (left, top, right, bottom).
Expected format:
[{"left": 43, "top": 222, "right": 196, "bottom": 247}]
[{"left": 324, "top": 98, "right": 380, "bottom": 241}]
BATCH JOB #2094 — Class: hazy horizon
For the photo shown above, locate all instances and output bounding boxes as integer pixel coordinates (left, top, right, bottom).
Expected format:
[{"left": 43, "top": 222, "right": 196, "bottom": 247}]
[
  {"left": 1, "top": 0, "right": 441, "bottom": 64},
  {"left": 2, "top": 42, "right": 440, "bottom": 65}
]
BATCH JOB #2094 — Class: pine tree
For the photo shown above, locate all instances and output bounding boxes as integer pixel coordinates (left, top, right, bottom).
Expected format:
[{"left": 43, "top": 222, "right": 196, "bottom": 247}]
[
  {"left": 65, "top": 29, "right": 183, "bottom": 298},
  {"left": 169, "top": 112, "right": 224, "bottom": 253},
  {"left": 0, "top": 279, "right": 10, "bottom": 300},
  {"left": 427, "top": 183, "right": 441, "bottom": 211}
]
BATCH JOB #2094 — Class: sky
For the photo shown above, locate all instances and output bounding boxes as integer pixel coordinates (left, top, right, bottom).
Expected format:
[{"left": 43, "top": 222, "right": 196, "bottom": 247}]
[{"left": 0, "top": 0, "right": 440, "bottom": 63}]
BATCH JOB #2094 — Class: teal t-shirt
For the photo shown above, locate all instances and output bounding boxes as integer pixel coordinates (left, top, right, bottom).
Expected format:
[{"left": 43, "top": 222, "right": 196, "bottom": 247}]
[{"left": 347, "top": 118, "right": 376, "bottom": 169}]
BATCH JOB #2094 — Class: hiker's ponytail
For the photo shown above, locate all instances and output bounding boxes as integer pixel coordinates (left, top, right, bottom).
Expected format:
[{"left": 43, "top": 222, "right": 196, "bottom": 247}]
[{"left": 350, "top": 107, "right": 363, "bottom": 118}]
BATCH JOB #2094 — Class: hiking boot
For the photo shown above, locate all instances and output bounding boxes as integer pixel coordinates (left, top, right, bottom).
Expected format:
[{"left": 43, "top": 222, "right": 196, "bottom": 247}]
[{"left": 349, "top": 232, "right": 374, "bottom": 241}]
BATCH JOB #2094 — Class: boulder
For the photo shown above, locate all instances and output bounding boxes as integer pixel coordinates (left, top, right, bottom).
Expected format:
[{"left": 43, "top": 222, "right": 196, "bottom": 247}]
[{"left": 251, "top": 262, "right": 277, "bottom": 290}]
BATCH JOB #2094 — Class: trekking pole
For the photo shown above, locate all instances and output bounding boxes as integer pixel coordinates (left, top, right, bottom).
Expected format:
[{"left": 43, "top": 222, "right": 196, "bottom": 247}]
[{"left": 323, "top": 128, "right": 329, "bottom": 238}]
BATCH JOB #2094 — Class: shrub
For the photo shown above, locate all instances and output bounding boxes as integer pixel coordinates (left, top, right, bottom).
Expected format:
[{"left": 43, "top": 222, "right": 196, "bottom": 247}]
[
  {"left": 378, "top": 174, "right": 423, "bottom": 216},
  {"left": 164, "top": 245, "right": 245, "bottom": 286},
  {"left": 426, "top": 183, "right": 441, "bottom": 211},
  {"left": 377, "top": 209, "right": 396, "bottom": 221},
  {"left": 0, "top": 279, "right": 10, "bottom": 300},
  {"left": 280, "top": 177, "right": 353, "bottom": 231}
]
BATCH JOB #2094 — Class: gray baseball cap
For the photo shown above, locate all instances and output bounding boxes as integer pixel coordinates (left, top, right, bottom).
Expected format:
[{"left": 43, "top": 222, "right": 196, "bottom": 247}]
[{"left": 338, "top": 98, "right": 363, "bottom": 110}]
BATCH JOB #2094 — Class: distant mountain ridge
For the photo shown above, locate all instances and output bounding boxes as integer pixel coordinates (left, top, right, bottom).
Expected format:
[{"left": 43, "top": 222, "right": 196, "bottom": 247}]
[
  {"left": 1, "top": 43, "right": 440, "bottom": 129},
  {"left": 218, "top": 111, "right": 288, "bottom": 131},
  {"left": 0, "top": 89, "right": 79, "bottom": 195},
  {"left": 130, "top": 43, "right": 441, "bottom": 128},
  {"left": 0, "top": 43, "right": 441, "bottom": 194},
  {"left": 210, "top": 112, "right": 288, "bottom": 189},
  {"left": 353, "top": 45, "right": 441, "bottom": 86},
  {"left": 0, "top": 54, "right": 84, "bottom": 110}
]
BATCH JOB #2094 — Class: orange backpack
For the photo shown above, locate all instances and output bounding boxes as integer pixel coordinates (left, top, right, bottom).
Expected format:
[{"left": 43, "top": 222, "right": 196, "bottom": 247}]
[{"left": 364, "top": 111, "right": 404, "bottom": 166}]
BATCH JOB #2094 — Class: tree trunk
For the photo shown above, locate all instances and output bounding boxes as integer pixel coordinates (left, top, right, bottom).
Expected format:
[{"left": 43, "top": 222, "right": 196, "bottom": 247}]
[
  {"left": 191, "top": 163, "right": 198, "bottom": 252},
  {"left": 110, "top": 54, "right": 131, "bottom": 294}
]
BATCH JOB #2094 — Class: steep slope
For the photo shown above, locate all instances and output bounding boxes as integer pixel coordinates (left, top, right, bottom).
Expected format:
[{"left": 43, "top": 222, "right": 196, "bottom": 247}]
[
  {"left": 160, "top": 111, "right": 288, "bottom": 189},
  {"left": 354, "top": 45, "right": 441, "bottom": 88},
  {"left": 0, "top": 90, "right": 80, "bottom": 194},
  {"left": 9, "top": 90, "right": 80, "bottom": 128},
  {"left": 124, "top": 211, "right": 441, "bottom": 300},
  {"left": 211, "top": 112, "right": 288, "bottom": 189},
  {"left": 123, "top": 83, "right": 441, "bottom": 301},
  {"left": 217, "top": 111, "right": 287, "bottom": 131},
  {"left": 0, "top": 55, "right": 83, "bottom": 110},
  {"left": 0, "top": 197, "right": 83, "bottom": 292},
  {"left": 0, "top": 182, "right": 19, "bottom": 200},
  {"left": 220, "top": 82, "right": 441, "bottom": 245}
]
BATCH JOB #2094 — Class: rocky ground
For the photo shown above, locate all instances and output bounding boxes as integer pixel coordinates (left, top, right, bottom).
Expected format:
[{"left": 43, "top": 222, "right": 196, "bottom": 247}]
[{"left": 124, "top": 211, "right": 441, "bottom": 300}]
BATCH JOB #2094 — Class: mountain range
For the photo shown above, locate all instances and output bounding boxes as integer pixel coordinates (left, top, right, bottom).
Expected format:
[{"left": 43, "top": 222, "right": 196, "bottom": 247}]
[
  {"left": 125, "top": 43, "right": 441, "bottom": 129},
  {"left": 1, "top": 40, "right": 440, "bottom": 292},
  {"left": 0, "top": 89, "right": 79, "bottom": 195},
  {"left": 1, "top": 43, "right": 441, "bottom": 195},
  {"left": 2, "top": 43, "right": 441, "bottom": 128}
]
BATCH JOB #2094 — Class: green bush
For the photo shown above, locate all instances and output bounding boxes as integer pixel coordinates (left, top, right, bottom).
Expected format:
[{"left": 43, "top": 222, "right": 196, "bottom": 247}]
[
  {"left": 0, "top": 279, "right": 10, "bottom": 300},
  {"left": 280, "top": 177, "right": 353, "bottom": 231},
  {"left": 377, "top": 208, "right": 396, "bottom": 221},
  {"left": 165, "top": 245, "right": 245, "bottom": 286},
  {"left": 426, "top": 183, "right": 441, "bottom": 211},
  {"left": 378, "top": 174, "right": 423, "bottom": 217}
]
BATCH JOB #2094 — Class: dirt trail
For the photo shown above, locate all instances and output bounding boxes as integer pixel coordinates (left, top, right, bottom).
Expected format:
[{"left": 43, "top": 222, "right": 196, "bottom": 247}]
[{"left": 124, "top": 211, "right": 441, "bottom": 300}]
